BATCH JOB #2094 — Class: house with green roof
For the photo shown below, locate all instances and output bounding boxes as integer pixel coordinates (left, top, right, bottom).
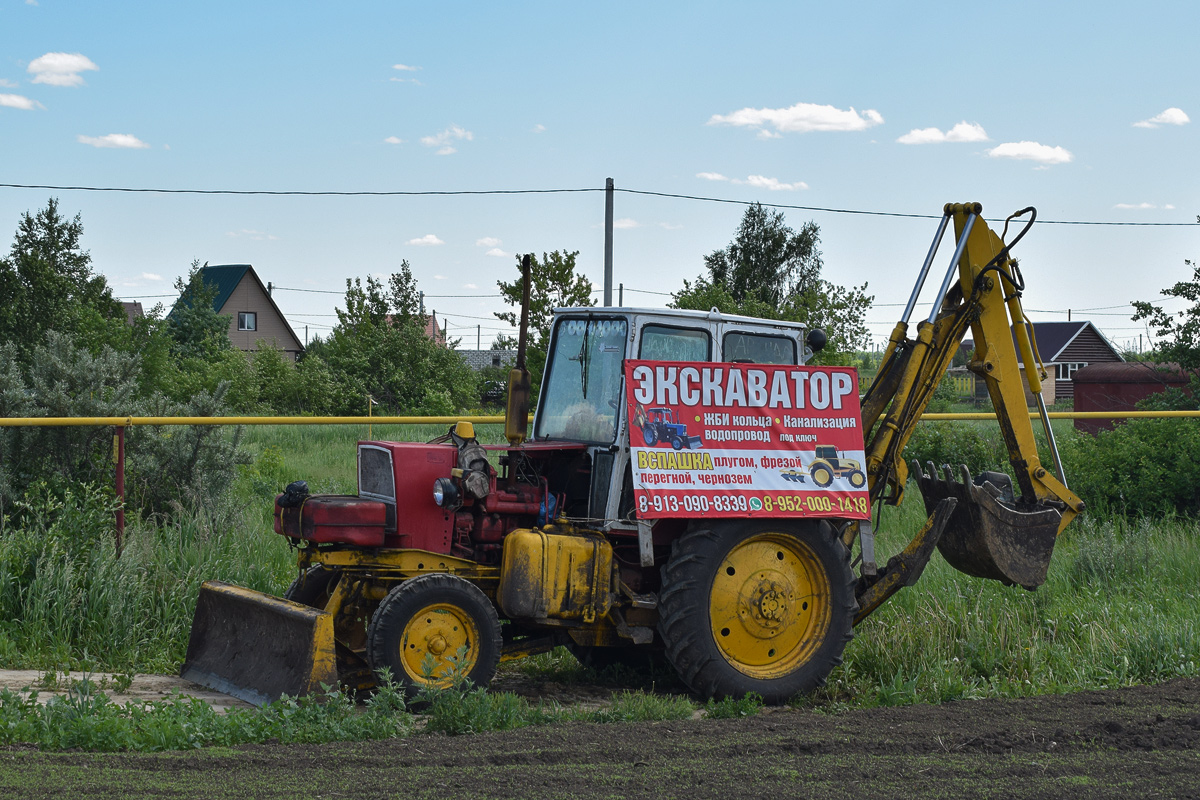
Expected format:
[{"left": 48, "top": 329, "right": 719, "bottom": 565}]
[{"left": 178, "top": 264, "right": 304, "bottom": 360}]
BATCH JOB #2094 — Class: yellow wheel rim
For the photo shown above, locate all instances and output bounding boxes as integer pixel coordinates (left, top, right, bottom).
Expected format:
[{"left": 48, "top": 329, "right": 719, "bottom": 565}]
[
  {"left": 709, "top": 533, "right": 831, "bottom": 679},
  {"left": 398, "top": 602, "right": 479, "bottom": 687},
  {"left": 850, "top": 472, "right": 865, "bottom": 488},
  {"left": 813, "top": 466, "right": 832, "bottom": 485}
]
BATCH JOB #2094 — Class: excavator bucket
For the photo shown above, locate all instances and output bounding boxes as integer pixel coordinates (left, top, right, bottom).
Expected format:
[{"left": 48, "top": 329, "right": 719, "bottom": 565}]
[
  {"left": 181, "top": 581, "right": 338, "bottom": 706},
  {"left": 914, "top": 462, "right": 1062, "bottom": 590}
]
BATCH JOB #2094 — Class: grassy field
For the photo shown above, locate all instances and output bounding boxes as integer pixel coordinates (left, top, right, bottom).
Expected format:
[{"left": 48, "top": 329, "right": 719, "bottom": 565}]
[{"left": 0, "top": 419, "right": 1197, "bottom": 718}]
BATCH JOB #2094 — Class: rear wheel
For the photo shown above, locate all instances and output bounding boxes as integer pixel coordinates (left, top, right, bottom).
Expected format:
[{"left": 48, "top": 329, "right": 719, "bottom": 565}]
[
  {"left": 285, "top": 566, "right": 373, "bottom": 690},
  {"left": 658, "top": 521, "right": 855, "bottom": 704},
  {"left": 367, "top": 573, "right": 502, "bottom": 696},
  {"left": 284, "top": 565, "right": 336, "bottom": 607},
  {"left": 642, "top": 424, "right": 658, "bottom": 446}
]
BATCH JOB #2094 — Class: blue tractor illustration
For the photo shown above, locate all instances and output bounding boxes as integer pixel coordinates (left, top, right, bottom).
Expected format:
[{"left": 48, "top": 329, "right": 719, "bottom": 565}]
[{"left": 640, "top": 407, "right": 703, "bottom": 450}]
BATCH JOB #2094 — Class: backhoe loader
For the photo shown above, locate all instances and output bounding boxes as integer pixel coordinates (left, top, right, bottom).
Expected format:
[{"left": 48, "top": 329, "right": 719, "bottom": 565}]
[{"left": 182, "top": 203, "right": 1083, "bottom": 706}]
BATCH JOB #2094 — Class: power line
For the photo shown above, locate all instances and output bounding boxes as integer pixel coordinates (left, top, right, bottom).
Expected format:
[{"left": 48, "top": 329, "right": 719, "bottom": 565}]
[{"left": 3, "top": 181, "right": 1195, "bottom": 226}]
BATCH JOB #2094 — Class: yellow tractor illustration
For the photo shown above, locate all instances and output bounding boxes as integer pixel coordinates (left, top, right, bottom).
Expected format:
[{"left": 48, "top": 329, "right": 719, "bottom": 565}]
[{"left": 809, "top": 445, "right": 867, "bottom": 489}]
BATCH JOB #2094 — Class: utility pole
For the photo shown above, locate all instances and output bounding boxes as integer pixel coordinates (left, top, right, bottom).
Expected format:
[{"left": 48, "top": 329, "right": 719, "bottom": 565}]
[
  {"left": 604, "top": 177, "right": 614, "bottom": 306},
  {"left": 477, "top": 324, "right": 481, "bottom": 350},
  {"left": 619, "top": 283, "right": 624, "bottom": 306}
]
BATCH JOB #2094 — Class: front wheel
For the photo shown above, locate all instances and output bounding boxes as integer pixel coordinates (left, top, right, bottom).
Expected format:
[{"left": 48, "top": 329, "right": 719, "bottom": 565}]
[
  {"left": 848, "top": 470, "right": 867, "bottom": 489},
  {"left": 671, "top": 436, "right": 684, "bottom": 450},
  {"left": 642, "top": 424, "right": 658, "bottom": 447},
  {"left": 658, "top": 521, "right": 855, "bottom": 704},
  {"left": 366, "top": 573, "right": 502, "bottom": 697}
]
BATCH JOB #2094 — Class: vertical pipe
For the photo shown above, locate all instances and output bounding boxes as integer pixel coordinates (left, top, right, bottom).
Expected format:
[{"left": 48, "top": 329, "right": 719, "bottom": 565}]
[
  {"left": 619, "top": 283, "right": 624, "bottom": 306},
  {"left": 477, "top": 324, "right": 481, "bottom": 350},
  {"left": 900, "top": 214, "right": 951, "bottom": 324},
  {"left": 604, "top": 177, "right": 614, "bottom": 306},
  {"left": 926, "top": 213, "right": 978, "bottom": 324},
  {"left": 115, "top": 425, "right": 125, "bottom": 554}
]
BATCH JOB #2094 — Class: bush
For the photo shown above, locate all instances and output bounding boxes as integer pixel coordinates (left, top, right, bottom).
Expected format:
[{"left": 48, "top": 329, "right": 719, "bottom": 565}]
[
  {"left": 901, "top": 421, "right": 1008, "bottom": 476},
  {"left": 1060, "top": 418, "right": 1200, "bottom": 516}
]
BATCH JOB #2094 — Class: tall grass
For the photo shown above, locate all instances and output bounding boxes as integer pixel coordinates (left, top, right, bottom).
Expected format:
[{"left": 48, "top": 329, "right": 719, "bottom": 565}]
[{"left": 819, "top": 489, "right": 1200, "bottom": 707}]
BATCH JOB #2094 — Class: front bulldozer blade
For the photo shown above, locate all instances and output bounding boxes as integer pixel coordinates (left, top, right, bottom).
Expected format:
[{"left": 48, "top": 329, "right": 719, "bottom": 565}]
[
  {"left": 914, "top": 462, "right": 1061, "bottom": 590},
  {"left": 181, "top": 581, "right": 338, "bottom": 706}
]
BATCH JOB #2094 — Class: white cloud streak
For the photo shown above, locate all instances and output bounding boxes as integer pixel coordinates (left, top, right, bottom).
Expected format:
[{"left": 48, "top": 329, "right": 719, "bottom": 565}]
[
  {"left": 1114, "top": 202, "right": 1175, "bottom": 210},
  {"left": 476, "top": 237, "right": 501, "bottom": 247},
  {"left": 485, "top": 248, "right": 509, "bottom": 257},
  {"left": 28, "top": 52, "right": 98, "bottom": 87},
  {"left": 421, "top": 125, "right": 473, "bottom": 155},
  {"left": 985, "top": 141, "right": 1072, "bottom": 165},
  {"left": 736, "top": 175, "right": 808, "bottom": 191},
  {"left": 708, "top": 101, "right": 883, "bottom": 135},
  {"left": 696, "top": 172, "right": 728, "bottom": 181},
  {"left": 897, "top": 121, "right": 989, "bottom": 144},
  {"left": 0, "top": 79, "right": 17, "bottom": 88},
  {"left": 384, "top": 136, "right": 404, "bottom": 144},
  {"left": 407, "top": 234, "right": 444, "bottom": 246},
  {"left": 393, "top": 63, "right": 420, "bottom": 71},
  {"left": 141, "top": 272, "right": 162, "bottom": 281},
  {"left": 1134, "top": 107, "right": 1189, "bottom": 128},
  {"left": 77, "top": 133, "right": 149, "bottom": 149},
  {"left": 0, "top": 93, "right": 42, "bottom": 110},
  {"left": 613, "top": 218, "right": 640, "bottom": 229}
]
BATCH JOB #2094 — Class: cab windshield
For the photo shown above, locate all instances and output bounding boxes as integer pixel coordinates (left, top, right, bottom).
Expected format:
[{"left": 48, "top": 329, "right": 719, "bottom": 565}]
[{"left": 536, "top": 317, "right": 628, "bottom": 443}]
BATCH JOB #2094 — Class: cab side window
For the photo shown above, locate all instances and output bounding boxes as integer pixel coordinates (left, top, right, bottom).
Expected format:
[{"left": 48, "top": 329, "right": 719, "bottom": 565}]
[{"left": 723, "top": 332, "right": 797, "bottom": 364}]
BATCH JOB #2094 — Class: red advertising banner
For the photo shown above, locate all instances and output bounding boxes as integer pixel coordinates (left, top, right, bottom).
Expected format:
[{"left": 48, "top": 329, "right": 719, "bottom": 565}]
[{"left": 626, "top": 360, "right": 870, "bottom": 520}]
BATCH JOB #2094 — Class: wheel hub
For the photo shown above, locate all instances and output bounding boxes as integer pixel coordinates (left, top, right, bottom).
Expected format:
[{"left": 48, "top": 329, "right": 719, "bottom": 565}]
[
  {"left": 399, "top": 603, "right": 478, "bottom": 686},
  {"left": 710, "top": 533, "right": 833, "bottom": 678}
]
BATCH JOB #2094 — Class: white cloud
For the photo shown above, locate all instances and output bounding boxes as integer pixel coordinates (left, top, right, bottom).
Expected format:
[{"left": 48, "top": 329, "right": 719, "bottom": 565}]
[
  {"left": 897, "top": 121, "right": 989, "bottom": 144},
  {"left": 421, "top": 124, "right": 472, "bottom": 155},
  {"left": 735, "top": 175, "right": 808, "bottom": 191},
  {"left": 0, "top": 93, "right": 42, "bottom": 110},
  {"left": 226, "top": 229, "right": 279, "bottom": 241},
  {"left": 433, "top": 274, "right": 447, "bottom": 280},
  {"left": 1113, "top": 202, "right": 1176, "bottom": 210},
  {"left": 407, "top": 234, "right": 444, "bottom": 246},
  {"left": 464, "top": 283, "right": 478, "bottom": 289},
  {"left": 613, "top": 218, "right": 640, "bottom": 229},
  {"left": 985, "top": 141, "right": 1072, "bottom": 165},
  {"left": 658, "top": 222, "right": 684, "bottom": 230},
  {"left": 696, "top": 172, "right": 728, "bottom": 181},
  {"left": 485, "top": 248, "right": 509, "bottom": 257},
  {"left": 0, "top": 79, "right": 17, "bottom": 88},
  {"left": 1134, "top": 107, "right": 1189, "bottom": 128},
  {"left": 708, "top": 101, "right": 883, "bottom": 135},
  {"left": 28, "top": 52, "right": 98, "bottom": 87},
  {"left": 389, "top": 77, "right": 422, "bottom": 85},
  {"left": 392, "top": 63, "right": 420, "bottom": 71},
  {"left": 756, "top": 129, "right": 783, "bottom": 140},
  {"left": 476, "top": 237, "right": 501, "bottom": 247},
  {"left": 384, "top": 136, "right": 404, "bottom": 145},
  {"left": 140, "top": 272, "right": 162, "bottom": 281},
  {"left": 532, "top": 124, "right": 546, "bottom": 133},
  {"left": 77, "top": 133, "right": 149, "bottom": 149}
]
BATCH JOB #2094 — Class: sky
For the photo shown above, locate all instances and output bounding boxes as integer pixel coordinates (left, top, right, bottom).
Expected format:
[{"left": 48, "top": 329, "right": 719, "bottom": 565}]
[{"left": 2, "top": 0, "right": 1197, "bottom": 352}]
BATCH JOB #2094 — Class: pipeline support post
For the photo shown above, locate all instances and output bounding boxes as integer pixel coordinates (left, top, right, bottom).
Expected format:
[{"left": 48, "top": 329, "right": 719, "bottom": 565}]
[{"left": 114, "top": 425, "right": 125, "bottom": 553}]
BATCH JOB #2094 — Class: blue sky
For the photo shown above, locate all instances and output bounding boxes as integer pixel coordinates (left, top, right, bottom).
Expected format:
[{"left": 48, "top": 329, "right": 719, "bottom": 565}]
[{"left": 2, "top": 0, "right": 1197, "bottom": 351}]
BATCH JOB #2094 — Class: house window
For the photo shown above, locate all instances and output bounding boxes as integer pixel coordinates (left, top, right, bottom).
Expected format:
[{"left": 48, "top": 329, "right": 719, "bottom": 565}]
[
  {"left": 238, "top": 312, "right": 257, "bottom": 331},
  {"left": 1056, "top": 362, "right": 1088, "bottom": 380}
]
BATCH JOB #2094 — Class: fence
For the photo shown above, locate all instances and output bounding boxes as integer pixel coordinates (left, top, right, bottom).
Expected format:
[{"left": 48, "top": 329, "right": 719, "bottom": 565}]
[{"left": 3, "top": 411, "right": 1200, "bottom": 548}]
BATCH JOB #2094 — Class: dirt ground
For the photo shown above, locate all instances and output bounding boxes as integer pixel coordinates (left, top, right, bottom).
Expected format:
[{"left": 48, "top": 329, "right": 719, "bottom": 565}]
[
  {"left": 0, "top": 669, "right": 253, "bottom": 711},
  {"left": 1, "top": 676, "right": 1198, "bottom": 799}
]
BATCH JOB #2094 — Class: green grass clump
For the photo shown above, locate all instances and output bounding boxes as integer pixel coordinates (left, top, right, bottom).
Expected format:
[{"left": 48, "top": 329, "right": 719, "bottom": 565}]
[
  {"left": 0, "top": 677, "right": 410, "bottom": 752},
  {"left": 704, "top": 693, "right": 763, "bottom": 719}
]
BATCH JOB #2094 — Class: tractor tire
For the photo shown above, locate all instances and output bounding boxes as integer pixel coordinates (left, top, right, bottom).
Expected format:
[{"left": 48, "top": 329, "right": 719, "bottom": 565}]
[
  {"left": 658, "top": 520, "right": 855, "bottom": 705},
  {"left": 848, "top": 470, "right": 867, "bottom": 489},
  {"left": 284, "top": 565, "right": 337, "bottom": 608},
  {"left": 671, "top": 436, "right": 684, "bottom": 450},
  {"left": 642, "top": 424, "right": 659, "bottom": 447},
  {"left": 810, "top": 464, "right": 834, "bottom": 488},
  {"left": 367, "top": 573, "right": 502, "bottom": 697}
]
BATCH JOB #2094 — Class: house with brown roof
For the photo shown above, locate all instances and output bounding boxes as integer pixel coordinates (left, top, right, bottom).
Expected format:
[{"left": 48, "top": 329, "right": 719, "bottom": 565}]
[
  {"left": 176, "top": 264, "right": 304, "bottom": 360},
  {"left": 1017, "top": 321, "right": 1124, "bottom": 402}
]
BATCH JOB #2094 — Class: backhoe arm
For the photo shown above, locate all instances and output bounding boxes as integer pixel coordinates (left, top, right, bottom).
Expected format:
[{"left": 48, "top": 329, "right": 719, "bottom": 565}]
[{"left": 858, "top": 203, "right": 1084, "bottom": 593}]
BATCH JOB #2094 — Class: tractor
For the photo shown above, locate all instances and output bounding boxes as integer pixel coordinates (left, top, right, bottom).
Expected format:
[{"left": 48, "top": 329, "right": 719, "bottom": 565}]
[
  {"left": 638, "top": 406, "right": 703, "bottom": 450},
  {"left": 183, "top": 203, "right": 1083, "bottom": 706},
  {"left": 808, "top": 445, "right": 867, "bottom": 489}
]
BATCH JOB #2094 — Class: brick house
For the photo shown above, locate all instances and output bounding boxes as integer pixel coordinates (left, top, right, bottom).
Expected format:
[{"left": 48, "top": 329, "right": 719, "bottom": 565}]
[{"left": 177, "top": 264, "right": 304, "bottom": 360}]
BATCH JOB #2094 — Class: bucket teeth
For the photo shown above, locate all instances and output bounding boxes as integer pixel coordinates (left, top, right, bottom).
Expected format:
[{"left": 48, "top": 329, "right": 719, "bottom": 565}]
[{"left": 914, "top": 462, "right": 1062, "bottom": 590}]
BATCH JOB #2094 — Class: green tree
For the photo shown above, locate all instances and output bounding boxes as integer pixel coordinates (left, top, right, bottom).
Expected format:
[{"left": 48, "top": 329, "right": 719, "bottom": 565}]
[
  {"left": 167, "top": 260, "right": 232, "bottom": 359},
  {"left": 1132, "top": 258, "right": 1200, "bottom": 371},
  {"left": 319, "top": 262, "right": 478, "bottom": 414},
  {"left": 495, "top": 251, "right": 595, "bottom": 396},
  {"left": 0, "top": 198, "right": 123, "bottom": 356},
  {"left": 673, "top": 204, "right": 872, "bottom": 362}
]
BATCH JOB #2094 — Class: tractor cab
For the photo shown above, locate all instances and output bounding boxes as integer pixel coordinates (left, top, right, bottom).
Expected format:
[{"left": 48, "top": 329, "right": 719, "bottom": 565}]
[
  {"left": 814, "top": 445, "right": 842, "bottom": 467},
  {"left": 532, "top": 307, "right": 823, "bottom": 536}
]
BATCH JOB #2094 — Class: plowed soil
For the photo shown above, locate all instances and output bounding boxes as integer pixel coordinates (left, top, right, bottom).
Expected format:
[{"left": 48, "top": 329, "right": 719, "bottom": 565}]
[{"left": 2, "top": 678, "right": 1199, "bottom": 799}]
